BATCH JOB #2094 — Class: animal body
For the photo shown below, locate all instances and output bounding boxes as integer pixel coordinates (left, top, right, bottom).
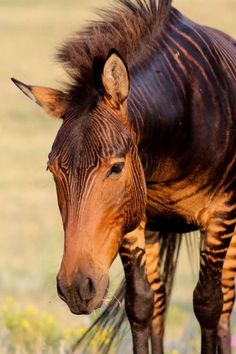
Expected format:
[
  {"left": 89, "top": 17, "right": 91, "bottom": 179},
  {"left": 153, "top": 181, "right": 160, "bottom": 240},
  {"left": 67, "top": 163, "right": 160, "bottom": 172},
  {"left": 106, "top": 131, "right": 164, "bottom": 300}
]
[{"left": 12, "top": 0, "right": 236, "bottom": 353}]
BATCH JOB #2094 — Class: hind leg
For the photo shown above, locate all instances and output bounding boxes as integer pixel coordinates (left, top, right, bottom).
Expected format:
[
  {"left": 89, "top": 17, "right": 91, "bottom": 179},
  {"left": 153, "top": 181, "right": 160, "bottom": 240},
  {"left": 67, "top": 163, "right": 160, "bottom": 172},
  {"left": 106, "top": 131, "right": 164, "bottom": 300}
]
[
  {"left": 217, "top": 279, "right": 235, "bottom": 354},
  {"left": 217, "top": 235, "right": 236, "bottom": 354},
  {"left": 145, "top": 231, "right": 166, "bottom": 354},
  {"left": 193, "top": 221, "right": 234, "bottom": 354}
]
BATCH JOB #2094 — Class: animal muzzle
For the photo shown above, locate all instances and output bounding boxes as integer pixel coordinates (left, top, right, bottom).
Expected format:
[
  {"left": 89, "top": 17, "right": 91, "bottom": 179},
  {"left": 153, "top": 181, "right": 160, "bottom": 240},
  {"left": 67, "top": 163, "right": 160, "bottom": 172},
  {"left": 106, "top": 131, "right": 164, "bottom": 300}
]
[{"left": 57, "top": 272, "right": 109, "bottom": 314}]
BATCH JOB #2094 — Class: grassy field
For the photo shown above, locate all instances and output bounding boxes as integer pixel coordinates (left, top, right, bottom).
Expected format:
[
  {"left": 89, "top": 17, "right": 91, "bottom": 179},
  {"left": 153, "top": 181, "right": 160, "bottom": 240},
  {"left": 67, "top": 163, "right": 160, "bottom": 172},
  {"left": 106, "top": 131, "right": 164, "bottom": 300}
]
[{"left": 1, "top": 0, "right": 236, "bottom": 352}]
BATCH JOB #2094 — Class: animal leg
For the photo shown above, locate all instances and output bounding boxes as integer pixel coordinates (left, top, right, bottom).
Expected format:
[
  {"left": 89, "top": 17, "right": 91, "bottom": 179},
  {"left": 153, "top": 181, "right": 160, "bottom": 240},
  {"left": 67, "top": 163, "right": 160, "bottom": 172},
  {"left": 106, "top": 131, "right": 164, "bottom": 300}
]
[
  {"left": 217, "top": 235, "right": 236, "bottom": 354},
  {"left": 120, "top": 220, "right": 154, "bottom": 354},
  {"left": 193, "top": 224, "right": 234, "bottom": 354},
  {"left": 145, "top": 231, "right": 166, "bottom": 354}
]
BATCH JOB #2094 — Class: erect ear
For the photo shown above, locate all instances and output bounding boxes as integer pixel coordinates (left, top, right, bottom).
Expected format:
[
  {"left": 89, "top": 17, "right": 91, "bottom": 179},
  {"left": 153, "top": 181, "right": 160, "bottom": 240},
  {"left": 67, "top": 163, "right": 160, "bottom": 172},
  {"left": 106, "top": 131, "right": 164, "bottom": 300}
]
[
  {"left": 11, "top": 78, "right": 68, "bottom": 118},
  {"left": 102, "top": 50, "right": 130, "bottom": 110}
]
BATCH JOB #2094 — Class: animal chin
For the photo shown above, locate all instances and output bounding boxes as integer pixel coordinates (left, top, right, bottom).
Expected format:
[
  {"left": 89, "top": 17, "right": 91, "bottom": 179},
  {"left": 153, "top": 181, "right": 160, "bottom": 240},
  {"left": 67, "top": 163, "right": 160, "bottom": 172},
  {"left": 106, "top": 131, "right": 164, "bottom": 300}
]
[
  {"left": 68, "top": 299, "right": 105, "bottom": 315},
  {"left": 67, "top": 289, "right": 108, "bottom": 316},
  {"left": 69, "top": 306, "right": 92, "bottom": 316}
]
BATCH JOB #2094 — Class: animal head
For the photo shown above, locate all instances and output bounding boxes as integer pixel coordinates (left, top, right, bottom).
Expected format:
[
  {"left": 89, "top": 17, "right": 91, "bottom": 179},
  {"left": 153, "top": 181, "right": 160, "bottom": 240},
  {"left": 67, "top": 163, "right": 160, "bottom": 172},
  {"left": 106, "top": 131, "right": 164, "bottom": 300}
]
[{"left": 12, "top": 51, "right": 147, "bottom": 314}]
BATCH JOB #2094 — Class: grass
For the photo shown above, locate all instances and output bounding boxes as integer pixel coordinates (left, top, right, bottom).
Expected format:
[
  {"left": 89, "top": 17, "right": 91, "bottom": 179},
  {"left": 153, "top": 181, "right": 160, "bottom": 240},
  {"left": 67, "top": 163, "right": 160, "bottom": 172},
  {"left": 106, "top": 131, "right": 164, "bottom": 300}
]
[
  {"left": 1, "top": 0, "right": 236, "bottom": 352},
  {"left": 0, "top": 295, "right": 88, "bottom": 353}
]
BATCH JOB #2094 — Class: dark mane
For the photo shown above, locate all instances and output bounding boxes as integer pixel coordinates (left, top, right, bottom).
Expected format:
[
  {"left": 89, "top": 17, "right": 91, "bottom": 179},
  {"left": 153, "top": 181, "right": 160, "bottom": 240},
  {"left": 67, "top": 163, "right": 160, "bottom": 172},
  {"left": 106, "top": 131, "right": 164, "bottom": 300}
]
[{"left": 56, "top": 0, "right": 172, "bottom": 115}]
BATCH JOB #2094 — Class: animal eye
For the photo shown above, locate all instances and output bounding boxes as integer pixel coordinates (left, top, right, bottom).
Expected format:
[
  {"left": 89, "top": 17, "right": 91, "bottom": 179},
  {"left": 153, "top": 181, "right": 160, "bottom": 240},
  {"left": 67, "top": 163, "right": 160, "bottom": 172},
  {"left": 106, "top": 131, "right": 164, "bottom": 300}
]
[{"left": 108, "top": 162, "right": 124, "bottom": 177}]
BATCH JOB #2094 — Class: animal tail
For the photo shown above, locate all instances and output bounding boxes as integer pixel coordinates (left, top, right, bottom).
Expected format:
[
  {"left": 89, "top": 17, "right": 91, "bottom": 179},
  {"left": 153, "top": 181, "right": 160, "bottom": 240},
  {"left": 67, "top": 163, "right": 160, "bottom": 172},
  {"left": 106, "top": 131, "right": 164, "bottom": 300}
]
[
  {"left": 72, "top": 231, "right": 183, "bottom": 353},
  {"left": 159, "top": 231, "right": 182, "bottom": 307},
  {"left": 160, "top": 231, "right": 200, "bottom": 305},
  {"left": 185, "top": 230, "right": 200, "bottom": 276}
]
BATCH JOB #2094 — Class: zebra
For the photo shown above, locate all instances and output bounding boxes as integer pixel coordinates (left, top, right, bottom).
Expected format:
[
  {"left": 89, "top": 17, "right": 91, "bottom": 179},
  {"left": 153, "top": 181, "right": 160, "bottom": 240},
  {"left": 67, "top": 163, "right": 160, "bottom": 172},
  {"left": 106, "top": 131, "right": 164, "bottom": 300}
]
[{"left": 12, "top": 0, "right": 236, "bottom": 353}]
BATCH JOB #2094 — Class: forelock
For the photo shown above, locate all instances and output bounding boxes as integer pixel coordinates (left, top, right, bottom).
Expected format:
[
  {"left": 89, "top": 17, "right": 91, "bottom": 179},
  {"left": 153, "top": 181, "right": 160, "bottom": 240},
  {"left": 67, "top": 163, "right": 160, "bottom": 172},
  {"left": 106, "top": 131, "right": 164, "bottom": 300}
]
[{"left": 49, "top": 114, "right": 131, "bottom": 171}]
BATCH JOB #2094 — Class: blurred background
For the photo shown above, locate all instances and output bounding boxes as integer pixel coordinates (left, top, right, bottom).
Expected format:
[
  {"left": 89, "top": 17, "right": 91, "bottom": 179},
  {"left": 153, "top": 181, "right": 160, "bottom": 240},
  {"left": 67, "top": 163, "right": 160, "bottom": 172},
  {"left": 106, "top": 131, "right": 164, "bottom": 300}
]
[{"left": 1, "top": 0, "right": 236, "bottom": 353}]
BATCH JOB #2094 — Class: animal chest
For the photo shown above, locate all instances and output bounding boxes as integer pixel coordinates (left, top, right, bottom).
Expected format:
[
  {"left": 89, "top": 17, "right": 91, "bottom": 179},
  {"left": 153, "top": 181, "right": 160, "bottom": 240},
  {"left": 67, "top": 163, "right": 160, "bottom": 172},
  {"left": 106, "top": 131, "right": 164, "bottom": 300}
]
[{"left": 146, "top": 181, "right": 221, "bottom": 231}]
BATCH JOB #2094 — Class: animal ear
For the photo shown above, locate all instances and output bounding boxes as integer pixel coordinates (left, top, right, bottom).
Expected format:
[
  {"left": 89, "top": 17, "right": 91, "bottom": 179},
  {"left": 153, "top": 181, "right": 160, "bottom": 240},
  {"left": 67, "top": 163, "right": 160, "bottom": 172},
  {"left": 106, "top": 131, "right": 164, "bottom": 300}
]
[
  {"left": 11, "top": 78, "right": 67, "bottom": 118},
  {"left": 102, "top": 51, "right": 130, "bottom": 109}
]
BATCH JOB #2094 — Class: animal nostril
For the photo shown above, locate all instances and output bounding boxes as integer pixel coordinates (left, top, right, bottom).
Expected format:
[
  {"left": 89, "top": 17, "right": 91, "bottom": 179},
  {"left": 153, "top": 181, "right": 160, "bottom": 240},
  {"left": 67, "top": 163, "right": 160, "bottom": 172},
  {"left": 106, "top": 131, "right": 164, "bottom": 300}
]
[
  {"left": 57, "top": 278, "right": 66, "bottom": 302},
  {"left": 77, "top": 277, "right": 96, "bottom": 302},
  {"left": 86, "top": 277, "right": 93, "bottom": 293}
]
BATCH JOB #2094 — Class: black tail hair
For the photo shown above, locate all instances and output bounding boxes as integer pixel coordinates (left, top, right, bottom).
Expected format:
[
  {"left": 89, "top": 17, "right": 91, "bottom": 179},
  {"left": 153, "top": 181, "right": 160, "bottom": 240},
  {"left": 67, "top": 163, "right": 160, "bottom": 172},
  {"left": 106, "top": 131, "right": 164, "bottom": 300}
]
[
  {"left": 72, "top": 231, "right": 182, "bottom": 353},
  {"left": 185, "top": 231, "right": 200, "bottom": 277},
  {"left": 159, "top": 231, "right": 182, "bottom": 306}
]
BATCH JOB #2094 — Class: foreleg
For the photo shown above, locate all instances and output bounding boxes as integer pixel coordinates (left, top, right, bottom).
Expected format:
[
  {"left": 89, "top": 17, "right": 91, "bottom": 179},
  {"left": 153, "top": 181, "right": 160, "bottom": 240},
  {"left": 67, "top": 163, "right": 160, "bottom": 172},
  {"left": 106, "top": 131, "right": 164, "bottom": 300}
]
[{"left": 120, "top": 220, "right": 154, "bottom": 354}]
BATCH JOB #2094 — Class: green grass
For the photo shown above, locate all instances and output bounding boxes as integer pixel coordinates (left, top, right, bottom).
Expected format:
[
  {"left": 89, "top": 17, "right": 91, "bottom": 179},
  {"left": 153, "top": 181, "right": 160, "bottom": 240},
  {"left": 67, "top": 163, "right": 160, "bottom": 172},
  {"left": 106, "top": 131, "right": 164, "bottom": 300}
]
[{"left": 1, "top": 0, "right": 236, "bottom": 352}]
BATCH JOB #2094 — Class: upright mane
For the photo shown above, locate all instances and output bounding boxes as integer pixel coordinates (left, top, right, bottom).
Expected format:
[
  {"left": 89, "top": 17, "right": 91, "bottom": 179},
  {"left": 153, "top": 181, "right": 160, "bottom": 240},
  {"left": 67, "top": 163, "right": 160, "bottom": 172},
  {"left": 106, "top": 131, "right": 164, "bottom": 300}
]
[{"left": 56, "top": 0, "right": 172, "bottom": 115}]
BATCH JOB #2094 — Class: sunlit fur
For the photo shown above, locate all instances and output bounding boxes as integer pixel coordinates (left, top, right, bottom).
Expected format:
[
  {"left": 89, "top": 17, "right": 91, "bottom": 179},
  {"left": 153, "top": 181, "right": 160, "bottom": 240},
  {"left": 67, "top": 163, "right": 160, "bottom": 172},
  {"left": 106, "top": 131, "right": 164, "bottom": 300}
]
[{"left": 54, "top": 0, "right": 236, "bottom": 352}]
